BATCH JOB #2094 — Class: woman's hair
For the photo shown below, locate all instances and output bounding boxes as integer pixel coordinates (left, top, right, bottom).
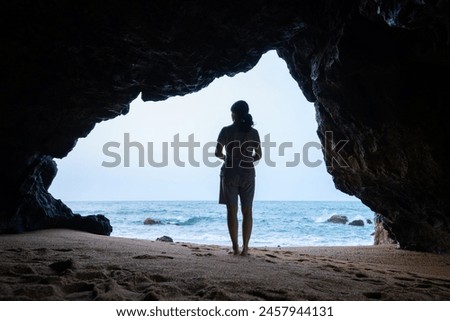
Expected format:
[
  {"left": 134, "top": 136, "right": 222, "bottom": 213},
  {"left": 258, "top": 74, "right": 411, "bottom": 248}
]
[{"left": 231, "top": 100, "right": 254, "bottom": 132}]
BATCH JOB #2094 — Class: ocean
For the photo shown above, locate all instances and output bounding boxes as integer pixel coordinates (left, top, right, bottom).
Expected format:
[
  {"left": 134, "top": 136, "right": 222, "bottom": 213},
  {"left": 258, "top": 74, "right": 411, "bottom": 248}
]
[{"left": 66, "top": 201, "right": 376, "bottom": 247}]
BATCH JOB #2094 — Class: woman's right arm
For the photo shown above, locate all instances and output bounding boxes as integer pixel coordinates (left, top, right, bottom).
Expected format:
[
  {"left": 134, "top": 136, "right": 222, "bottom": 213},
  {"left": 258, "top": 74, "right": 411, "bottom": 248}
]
[
  {"left": 215, "top": 128, "right": 226, "bottom": 160},
  {"left": 215, "top": 142, "right": 225, "bottom": 160}
]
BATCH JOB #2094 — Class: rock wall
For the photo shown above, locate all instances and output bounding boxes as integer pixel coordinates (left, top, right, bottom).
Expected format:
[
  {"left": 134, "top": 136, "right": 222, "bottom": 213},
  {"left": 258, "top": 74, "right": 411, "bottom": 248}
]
[{"left": 1, "top": 1, "right": 449, "bottom": 251}]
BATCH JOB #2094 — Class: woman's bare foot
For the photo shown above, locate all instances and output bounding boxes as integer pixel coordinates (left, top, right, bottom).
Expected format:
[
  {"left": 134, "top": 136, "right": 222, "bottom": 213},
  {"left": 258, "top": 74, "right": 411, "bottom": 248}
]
[{"left": 240, "top": 247, "right": 249, "bottom": 256}]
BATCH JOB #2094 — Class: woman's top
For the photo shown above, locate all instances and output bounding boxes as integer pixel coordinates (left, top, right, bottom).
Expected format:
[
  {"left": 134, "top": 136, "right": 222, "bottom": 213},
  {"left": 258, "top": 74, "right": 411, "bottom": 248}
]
[{"left": 217, "top": 123, "right": 261, "bottom": 181}]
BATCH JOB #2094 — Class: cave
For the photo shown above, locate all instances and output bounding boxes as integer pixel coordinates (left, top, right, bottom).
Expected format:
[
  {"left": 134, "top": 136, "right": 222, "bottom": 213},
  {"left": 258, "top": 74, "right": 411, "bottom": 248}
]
[{"left": 1, "top": 0, "right": 449, "bottom": 252}]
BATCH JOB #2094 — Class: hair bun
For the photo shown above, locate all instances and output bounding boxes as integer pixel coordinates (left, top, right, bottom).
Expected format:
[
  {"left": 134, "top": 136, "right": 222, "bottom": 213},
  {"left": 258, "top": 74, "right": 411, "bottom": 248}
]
[{"left": 230, "top": 101, "right": 254, "bottom": 132}]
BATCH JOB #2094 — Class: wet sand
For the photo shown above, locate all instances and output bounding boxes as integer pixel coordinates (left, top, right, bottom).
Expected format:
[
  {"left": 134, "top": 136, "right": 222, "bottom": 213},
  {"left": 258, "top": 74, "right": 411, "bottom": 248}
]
[{"left": 0, "top": 229, "right": 449, "bottom": 300}]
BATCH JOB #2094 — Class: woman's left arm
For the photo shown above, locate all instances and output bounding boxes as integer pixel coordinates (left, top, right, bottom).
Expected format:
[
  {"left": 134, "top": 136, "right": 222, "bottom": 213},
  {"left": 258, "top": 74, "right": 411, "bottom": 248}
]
[
  {"left": 253, "top": 130, "right": 262, "bottom": 162},
  {"left": 253, "top": 143, "right": 262, "bottom": 162}
]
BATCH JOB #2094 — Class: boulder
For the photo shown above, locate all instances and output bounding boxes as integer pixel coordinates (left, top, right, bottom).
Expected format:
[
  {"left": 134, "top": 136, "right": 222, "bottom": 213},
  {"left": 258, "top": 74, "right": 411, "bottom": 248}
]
[
  {"left": 327, "top": 215, "right": 348, "bottom": 224},
  {"left": 349, "top": 219, "right": 364, "bottom": 227},
  {"left": 156, "top": 236, "right": 173, "bottom": 243},
  {"left": 144, "top": 218, "right": 161, "bottom": 225}
]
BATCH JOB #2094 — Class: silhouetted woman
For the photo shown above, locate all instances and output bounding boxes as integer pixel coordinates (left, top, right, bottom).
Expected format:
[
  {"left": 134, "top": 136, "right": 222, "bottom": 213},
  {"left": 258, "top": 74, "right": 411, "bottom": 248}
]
[{"left": 215, "top": 100, "right": 262, "bottom": 256}]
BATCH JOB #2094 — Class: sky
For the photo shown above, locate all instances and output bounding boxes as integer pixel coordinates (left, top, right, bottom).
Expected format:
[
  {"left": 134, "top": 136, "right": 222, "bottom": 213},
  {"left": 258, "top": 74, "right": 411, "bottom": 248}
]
[{"left": 49, "top": 50, "right": 357, "bottom": 202}]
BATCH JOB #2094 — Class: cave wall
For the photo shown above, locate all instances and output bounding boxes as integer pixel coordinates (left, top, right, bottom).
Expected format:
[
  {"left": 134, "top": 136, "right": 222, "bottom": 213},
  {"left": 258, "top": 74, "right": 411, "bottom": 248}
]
[{"left": 1, "top": 0, "right": 449, "bottom": 252}]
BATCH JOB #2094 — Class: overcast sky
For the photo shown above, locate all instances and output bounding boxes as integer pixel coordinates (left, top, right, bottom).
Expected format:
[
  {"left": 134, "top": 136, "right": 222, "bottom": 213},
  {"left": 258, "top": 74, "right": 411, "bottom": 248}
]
[{"left": 50, "top": 51, "right": 357, "bottom": 202}]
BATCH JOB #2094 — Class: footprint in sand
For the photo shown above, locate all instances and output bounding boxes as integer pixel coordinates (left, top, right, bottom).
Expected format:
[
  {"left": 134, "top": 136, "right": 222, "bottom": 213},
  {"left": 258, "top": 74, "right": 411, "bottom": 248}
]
[
  {"left": 248, "top": 288, "right": 290, "bottom": 301},
  {"left": 75, "top": 270, "right": 109, "bottom": 281},
  {"left": 49, "top": 259, "right": 74, "bottom": 274},
  {"left": 32, "top": 248, "right": 49, "bottom": 255},
  {"left": 64, "top": 281, "right": 95, "bottom": 294},
  {"left": 14, "top": 284, "right": 58, "bottom": 299},
  {"left": 148, "top": 274, "right": 171, "bottom": 283},
  {"left": 186, "top": 245, "right": 217, "bottom": 257},
  {"left": 52, "top": 248, "right": 73, "bottom": 252},
  {"left": 132, "top": 254, "right": 174, "bottom": 260},
  {"left": 9, "top": 264, "right": 36, "bottom": 276},
  {"left": 265, "top": 253, "right": 278, "bottom": 259},
  {"left": 193, "top": 253, "right": 214, "bottom": 257},
  {"left": 363, "top": 291, "right": 383, "bottom": 300}
]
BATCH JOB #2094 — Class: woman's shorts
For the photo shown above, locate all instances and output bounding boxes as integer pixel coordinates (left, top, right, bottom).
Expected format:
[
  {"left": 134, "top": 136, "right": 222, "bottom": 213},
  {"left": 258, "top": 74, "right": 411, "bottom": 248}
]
[{"left": 219, "top": 174, "right": 255, "bottom": 207}]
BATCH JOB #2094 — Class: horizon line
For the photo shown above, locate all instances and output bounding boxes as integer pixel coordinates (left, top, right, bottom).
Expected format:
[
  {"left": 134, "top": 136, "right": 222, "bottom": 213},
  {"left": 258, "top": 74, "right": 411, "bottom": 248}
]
[{"left": 64, "top": 199, "right": 361, "bottom": 203}]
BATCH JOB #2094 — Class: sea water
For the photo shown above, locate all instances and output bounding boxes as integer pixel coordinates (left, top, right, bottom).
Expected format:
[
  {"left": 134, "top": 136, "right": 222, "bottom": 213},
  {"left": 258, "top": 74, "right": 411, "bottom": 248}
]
[{"left": 66, "top": 201, "right": 375, "bottom": 247}]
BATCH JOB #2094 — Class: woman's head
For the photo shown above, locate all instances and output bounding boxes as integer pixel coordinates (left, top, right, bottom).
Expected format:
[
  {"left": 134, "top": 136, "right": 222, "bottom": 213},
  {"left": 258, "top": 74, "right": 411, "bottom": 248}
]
[
  {"left": 231, "top": 100, "right": 249, "bottom": 117},
  {"left": 230, "top": 100, "right": 254, "bottom": 132}
]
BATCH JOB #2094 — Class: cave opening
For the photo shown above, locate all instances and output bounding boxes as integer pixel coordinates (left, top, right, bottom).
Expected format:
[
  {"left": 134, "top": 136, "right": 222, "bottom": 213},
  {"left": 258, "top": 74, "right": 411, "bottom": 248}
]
[{"left": 49, "top": 51, "right": 374, "bottom": 246}]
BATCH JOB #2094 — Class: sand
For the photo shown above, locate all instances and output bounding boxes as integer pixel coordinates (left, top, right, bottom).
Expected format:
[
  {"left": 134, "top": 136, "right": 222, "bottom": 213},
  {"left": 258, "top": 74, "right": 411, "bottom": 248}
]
[{"left": 0, "top": 229, "right": 449, "bottom": 300}]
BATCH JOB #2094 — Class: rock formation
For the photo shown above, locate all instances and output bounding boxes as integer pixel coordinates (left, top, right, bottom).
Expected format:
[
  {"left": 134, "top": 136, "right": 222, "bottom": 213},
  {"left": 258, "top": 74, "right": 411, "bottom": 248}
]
[
  {"left": 327, "top": 215, "right": 349, "bottom": 224},
  {"left": 349, "top": 220, "right": 365, "bottom": 227},
  {"left": 156, "top": 236, "right": 174, "bottom": 243},
  {"left": 144, "top": 218, "right": 162, "bottom": 225},
  {"left": 374, "top": 214, "right": 397, "bottom": 245},
  {"left": 1, "top": 1, "right": 449, "bottom": 252}
]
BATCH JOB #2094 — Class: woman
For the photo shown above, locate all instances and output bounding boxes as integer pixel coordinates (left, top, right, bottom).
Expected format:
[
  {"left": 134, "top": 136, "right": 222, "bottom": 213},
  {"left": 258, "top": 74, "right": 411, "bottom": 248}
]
[{"left": 215, "top": 100, "right": 262, "bottom": 256}]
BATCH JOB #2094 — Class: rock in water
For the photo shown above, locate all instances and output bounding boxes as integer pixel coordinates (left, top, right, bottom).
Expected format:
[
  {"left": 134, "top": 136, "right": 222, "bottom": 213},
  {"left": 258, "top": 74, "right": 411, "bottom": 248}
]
[
  {"left": 327, "top": 215, "right": 348, "bottom": 224},
  {"left": 349, "top": 219, "right": 364, "bottom": 227},
  {"left": 144, "top": 218, "right": 161, "bottom": 225}
]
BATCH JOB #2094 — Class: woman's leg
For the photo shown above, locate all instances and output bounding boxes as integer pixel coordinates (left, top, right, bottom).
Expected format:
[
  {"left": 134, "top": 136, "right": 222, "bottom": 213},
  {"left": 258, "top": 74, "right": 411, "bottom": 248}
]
[
  {"left": 226, "top": 204, "right": 239, "bottom": 255},
  {"left": 241, "top": 205, "right": 253, "bottom": 256}
]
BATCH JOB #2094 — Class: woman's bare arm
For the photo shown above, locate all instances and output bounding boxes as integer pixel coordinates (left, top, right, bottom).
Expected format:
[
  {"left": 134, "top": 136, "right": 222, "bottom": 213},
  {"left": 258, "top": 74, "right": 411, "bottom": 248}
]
[
  {"left": 215, "top": 142, "right": 225, "bottom": 160},
  {"left": 253, "top": 143, "right": 262, "bottom": 162}
]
